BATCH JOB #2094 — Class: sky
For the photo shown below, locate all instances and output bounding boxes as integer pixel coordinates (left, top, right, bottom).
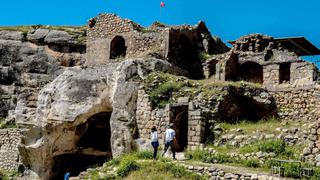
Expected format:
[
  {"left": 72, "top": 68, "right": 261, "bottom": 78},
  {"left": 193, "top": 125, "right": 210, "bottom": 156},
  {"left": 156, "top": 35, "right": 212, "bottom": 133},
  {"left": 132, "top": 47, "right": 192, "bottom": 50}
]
[{"left": 0, "top": 0, "right": 319, "bottom": 64}]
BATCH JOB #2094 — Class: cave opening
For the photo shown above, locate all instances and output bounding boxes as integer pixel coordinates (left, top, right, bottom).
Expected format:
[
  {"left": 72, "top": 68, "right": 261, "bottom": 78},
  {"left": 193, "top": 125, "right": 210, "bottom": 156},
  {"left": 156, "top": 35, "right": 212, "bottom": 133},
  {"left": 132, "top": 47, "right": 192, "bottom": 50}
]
[
  {"left": 51, "top": 112, "right": 113, "bottom": 179},
  {"left": 51, "top": 154, "right": 109, "bottom": 180},
  {"left": 170, "top": 105, "right": 189, "bottom": 152}
]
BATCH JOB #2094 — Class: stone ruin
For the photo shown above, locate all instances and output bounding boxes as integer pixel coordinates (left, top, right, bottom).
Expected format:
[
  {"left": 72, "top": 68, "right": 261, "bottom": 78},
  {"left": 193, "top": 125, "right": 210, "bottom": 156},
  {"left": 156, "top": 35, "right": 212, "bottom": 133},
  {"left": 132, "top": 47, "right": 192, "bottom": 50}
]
[{"left": 0, "top": 13, "right": 320, "bottom": 179}]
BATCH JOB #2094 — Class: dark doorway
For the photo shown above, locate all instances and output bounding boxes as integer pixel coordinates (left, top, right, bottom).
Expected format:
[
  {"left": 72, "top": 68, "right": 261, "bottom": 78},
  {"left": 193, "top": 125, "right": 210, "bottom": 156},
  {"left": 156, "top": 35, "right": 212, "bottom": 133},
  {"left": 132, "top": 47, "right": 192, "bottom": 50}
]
[
  {"left": 170, "top": 106, "right": 188, "bottom": 152},
  {"left": 51, "top": 154, "right": 109, "bottom": 180},
  {"left": 110, "top": 36, "right": 126, "bottom": 59},
  {"left": 239, "top": 62, "right": 263, "bottom": 84},
  {"left": 51, "top": 112, "right": 112, "bottom": 179},
  {"left": 279, "top": 63, "right": 290, "bottom": 83}
]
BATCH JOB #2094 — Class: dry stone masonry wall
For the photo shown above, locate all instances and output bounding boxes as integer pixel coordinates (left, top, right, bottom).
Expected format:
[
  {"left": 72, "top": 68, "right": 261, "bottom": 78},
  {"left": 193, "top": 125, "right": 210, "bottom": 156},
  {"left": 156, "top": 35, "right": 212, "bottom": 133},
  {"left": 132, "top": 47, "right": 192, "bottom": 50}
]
[
  {"left": 270, "top": 87, "right": 320, "bottom": 121},
  {"left": 0, "top": 128, "right": 26, "bottom": 171}
]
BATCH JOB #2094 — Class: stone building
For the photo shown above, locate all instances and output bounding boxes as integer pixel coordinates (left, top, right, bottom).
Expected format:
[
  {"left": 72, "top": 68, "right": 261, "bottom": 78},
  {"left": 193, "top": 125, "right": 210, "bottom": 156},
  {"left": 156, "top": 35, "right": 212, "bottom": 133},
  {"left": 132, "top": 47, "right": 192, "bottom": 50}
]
[
  {"left": 86, "top": 13, "right": 229, "bottom": 79},
  {"left": 204, "top": 34, "right": 320, "bottom": 90}
]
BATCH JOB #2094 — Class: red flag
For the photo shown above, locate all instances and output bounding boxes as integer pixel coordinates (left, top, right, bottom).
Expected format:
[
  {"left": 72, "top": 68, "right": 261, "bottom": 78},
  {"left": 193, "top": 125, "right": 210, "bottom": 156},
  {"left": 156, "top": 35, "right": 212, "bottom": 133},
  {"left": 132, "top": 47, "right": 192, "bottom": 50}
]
[{"left": 160, "top": 1, "right": 165, "bottom": 7}]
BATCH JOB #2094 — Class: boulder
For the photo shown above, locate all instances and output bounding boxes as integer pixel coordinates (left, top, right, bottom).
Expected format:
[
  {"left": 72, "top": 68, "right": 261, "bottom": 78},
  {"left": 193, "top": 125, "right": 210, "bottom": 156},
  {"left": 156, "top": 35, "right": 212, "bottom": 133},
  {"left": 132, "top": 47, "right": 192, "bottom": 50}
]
[
  {"left": 44, "top": 30, "right": 73, "bottom": 44},
  {"left": 27, "top": 29, "right": 50, "bottom": 43},
  {"left": 0, "top": 31, "right": 23, "bottom": 41}
]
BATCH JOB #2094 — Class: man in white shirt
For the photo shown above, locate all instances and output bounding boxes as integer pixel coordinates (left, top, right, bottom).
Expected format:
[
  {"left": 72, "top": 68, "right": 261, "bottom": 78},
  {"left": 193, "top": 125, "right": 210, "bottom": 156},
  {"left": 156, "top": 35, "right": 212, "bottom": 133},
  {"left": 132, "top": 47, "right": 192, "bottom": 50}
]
[{"left": 162, "top": 123, "right": 176, "bottom": 160}]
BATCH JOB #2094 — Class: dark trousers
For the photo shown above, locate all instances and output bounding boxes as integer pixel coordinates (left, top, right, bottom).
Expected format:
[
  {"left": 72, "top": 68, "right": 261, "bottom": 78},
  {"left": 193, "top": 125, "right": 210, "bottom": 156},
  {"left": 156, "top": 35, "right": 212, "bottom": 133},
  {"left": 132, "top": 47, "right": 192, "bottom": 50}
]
[
  {"left": 162, "top": 141, "right": 175, "bottom": 159},
  {"left": 151, "top": 141, "right": 159, "bottom": 159}
]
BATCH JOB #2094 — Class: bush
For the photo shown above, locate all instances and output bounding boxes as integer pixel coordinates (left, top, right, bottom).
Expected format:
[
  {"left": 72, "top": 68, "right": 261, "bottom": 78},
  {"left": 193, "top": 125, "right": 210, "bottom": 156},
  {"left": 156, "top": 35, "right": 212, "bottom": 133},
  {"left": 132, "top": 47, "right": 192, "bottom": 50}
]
[
  {"left": 242, "top": 158, "right": 260, "bottom": 168},
  {"left": 311, "top": 168, "right": 320, "bottom": 180},
  {"left": 283, "top": 163, "right": 300, "bottom": 178},
  {"left": 184, "top": 149, "right": 211, "bottom": 162},
  {"left": 258, "top": 140, "right": 285, "bottom": 154},
  {"left": 134, "top": 150, "right": 154, "bottom": 160},
  {"left": 116, "top": 157, "right": 140, "bottom": 177}
]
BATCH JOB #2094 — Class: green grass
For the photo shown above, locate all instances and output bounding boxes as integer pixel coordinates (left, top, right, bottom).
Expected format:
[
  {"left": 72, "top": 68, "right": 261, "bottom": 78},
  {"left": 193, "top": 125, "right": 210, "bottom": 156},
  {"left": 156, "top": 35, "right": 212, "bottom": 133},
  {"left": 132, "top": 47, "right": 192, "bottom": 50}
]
[
  {"left": 144, "top": 72, "right": 261, "bottom": 108},
  {"left": 124, "top": 161, "right": 207, "bottom": 180},
  {"left": 0, "top": 120, "right": 17, "bottom": 129},
  {"left": 0, "top": 169, "right": 21, "bottom": 180},
  {"left": 219, "top": 117, "right": 288, "bottom": 134},
  {"left": 85, "top": 151, "right": 207, "bottom": 180}
]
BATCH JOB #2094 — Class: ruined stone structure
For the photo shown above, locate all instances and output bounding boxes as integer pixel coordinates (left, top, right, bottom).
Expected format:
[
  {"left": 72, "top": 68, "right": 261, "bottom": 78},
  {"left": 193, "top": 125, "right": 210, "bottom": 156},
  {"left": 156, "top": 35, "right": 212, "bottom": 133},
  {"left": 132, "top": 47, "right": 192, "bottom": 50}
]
[
  {"left": 1, "top": 13, "right": 320, "bottom": 179},
  {"left": 86, "top": 13, "right": 229, "bottom": 79},
  {"left": 205, "top": 34, "right": 319, "bottom": 90}
]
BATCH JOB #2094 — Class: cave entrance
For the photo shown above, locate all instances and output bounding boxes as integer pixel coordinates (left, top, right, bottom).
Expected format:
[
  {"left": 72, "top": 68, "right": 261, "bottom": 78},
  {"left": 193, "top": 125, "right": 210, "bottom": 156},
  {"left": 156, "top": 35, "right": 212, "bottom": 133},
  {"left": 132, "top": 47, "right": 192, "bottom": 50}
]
[
  {"left": 51, "top": 154, "right": 109, "bottom": 180},
  {"left": 170, "top": 105, "right": 188, "bottom": 152},
  {"left": 239, "top": 61, "right": 263, "bottom": 84},
  {"left": 110, "top": 36, "right": 126, "bottom": 59},
  {"left": 51, "top": 112, "right": 113, "bottom": 179}
]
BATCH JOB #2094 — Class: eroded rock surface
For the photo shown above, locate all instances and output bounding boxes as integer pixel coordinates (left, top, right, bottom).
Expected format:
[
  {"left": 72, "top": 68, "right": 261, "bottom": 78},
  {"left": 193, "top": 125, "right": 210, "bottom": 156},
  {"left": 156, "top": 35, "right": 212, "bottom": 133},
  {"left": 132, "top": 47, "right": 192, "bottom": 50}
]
[{"left": 19, "top": 58, "right": 185, "bottom": 179}]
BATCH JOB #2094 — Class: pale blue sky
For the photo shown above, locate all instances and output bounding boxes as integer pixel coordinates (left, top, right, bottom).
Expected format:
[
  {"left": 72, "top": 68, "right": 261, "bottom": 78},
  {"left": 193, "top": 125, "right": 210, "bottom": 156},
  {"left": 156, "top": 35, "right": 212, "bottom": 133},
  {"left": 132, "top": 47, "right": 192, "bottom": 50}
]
[{"left": 0, "top": 0, "right": 319, "bottom": 63}]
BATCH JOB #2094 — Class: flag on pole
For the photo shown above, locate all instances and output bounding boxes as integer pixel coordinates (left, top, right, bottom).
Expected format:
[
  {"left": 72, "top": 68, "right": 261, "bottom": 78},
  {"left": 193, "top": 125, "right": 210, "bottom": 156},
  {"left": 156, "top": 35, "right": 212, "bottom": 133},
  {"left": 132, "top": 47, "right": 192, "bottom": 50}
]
[{"left": 160, "top": 1, "right": 165, "bottom": 8}]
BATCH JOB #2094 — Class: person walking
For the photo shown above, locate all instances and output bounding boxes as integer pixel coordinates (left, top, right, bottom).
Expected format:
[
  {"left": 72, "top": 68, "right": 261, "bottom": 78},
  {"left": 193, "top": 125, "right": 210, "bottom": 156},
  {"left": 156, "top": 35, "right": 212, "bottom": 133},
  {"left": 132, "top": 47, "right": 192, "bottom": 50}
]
[
  {"left": 150, "top": 126, "right": 159, "bottom": 160},
  {"left": 162, "top": 123, "right": 176, "bottom": 160}
]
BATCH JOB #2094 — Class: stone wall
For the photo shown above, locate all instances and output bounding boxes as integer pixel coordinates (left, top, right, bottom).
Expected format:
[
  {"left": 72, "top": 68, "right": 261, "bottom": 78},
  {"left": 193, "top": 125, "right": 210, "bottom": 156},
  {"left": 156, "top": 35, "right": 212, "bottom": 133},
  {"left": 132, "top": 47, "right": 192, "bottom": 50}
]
[
  {"left": 263, "top": 61, "right": 317, "bottom": 90},
  {"left": 303, "top": 121, "right": 320, "bottom": 166},
  {"left": 0, "top": 128, "right": 25, "bottom": 171},
  {"left": 136, "top": 90, "right": 205, "bottom": 150},
  {"left": 87, "top": 13, "right": 142, "bottom": 39},
  {"left": 270, "top": 87, "right": 320, "bottom": 121}
]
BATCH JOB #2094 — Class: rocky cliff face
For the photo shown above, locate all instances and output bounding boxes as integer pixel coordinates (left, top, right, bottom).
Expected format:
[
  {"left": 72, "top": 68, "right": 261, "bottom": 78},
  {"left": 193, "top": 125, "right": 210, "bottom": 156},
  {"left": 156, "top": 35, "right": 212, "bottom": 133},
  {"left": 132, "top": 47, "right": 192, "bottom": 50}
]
[
  {"left": 19, "top": 58, "right": 185, "bottom": 179},
  {"left": 0, "top": 29, "right": 85, "bottom": 126}
]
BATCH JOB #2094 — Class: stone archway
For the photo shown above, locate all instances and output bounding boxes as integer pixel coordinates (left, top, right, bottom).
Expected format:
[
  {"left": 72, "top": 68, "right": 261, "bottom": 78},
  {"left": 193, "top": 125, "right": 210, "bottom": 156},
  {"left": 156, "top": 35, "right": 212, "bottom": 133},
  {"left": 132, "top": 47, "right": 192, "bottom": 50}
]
[
  {"left": 239, "top": 61, "right": 263, "bottom": 84},
  {"left": 110, "top": 36, "right": 126, "bottom": 59},
  {"left": 50, "top": 112, "right": 113, "bottom": 179}
]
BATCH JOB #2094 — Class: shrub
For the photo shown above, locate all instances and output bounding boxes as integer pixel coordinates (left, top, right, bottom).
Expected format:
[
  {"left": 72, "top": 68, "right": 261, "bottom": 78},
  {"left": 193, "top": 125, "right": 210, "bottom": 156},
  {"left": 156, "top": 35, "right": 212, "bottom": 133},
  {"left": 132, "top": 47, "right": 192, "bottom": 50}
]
[
  {"left": 283, "top": 163, "right": 300, "bottom": 178},
  {"left": 149, "top": 81, "right": 183, "bottom": 107},
  {"left": 258, "top": 140, "right": 285, "bottom": 154},
  {"left": 134, "top": 150, "right": 154, "bottom": 160},
  {"left": 213, "top": 153, "right": 233, "bottom": 163},
  {"left": 184, "top": 149, "right": 211, "bottom": 162},
  {"left": 311, "top": 168, "right": 320, "bottom": 180},
  {"left": 116, "top": 157, "right": 140, "bottom": 177},
  {"left": 242, "top": 158, "right": 260, "bottom": 168}
]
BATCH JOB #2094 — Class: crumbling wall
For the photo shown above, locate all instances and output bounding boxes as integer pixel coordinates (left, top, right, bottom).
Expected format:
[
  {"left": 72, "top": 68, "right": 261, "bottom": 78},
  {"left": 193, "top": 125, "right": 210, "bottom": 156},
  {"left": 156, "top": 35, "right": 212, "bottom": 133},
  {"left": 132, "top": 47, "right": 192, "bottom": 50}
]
[
  {"left": 303, "top": 121, "right": 320, "bottom": 166},
  {"left": 270, "top": 87, "right": 320, "bottom": 121},
  {"left": 87, "top": 13, "right": 142, "bottom": 39},
  {"left": 0, "top": 128, "right": 26, "bottom": 171}
]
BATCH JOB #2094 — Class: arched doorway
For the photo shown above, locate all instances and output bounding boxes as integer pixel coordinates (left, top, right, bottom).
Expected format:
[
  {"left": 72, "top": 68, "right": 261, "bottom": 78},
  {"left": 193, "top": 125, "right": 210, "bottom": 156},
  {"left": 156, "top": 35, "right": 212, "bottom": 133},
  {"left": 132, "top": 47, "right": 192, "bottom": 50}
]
[
  {"left": 239, "top": 61, "right": 263, "bottom": 84},
  {"left": 110, "top": 36, "right": 126, "bottom": 59},
  {"left": 170, "top": 106, "right": 189, "bottom": 152},
  {"left": 51, "top": 112, "right": 112, "bottom": 179}
]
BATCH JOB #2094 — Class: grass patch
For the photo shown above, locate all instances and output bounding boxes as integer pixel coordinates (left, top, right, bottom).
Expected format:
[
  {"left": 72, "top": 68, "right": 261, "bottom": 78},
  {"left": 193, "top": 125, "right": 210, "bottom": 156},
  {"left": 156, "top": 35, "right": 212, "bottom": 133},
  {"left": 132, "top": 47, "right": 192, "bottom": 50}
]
[
  {"left": 116, "top": 156, "right": 140, "bottom": 177},
  {"left": 0, "top": 120, "right": 17, "bottom": 129},
  {"left": 144, "top": 72, "right": 260, "bottom": 108},
  {"left": 219, "top": 117, "right": 287, "bottom": 134},
  {"left": 124, "top": 161, "right": 207, "bottom": 180}
]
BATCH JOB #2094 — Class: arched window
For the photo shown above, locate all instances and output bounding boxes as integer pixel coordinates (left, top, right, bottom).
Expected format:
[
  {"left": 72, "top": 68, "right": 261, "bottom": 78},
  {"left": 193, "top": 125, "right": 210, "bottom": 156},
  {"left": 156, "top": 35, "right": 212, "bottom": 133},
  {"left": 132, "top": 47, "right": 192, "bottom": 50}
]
[{"left": 110, "top": 36, "right": 126, "bottom": 59}]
